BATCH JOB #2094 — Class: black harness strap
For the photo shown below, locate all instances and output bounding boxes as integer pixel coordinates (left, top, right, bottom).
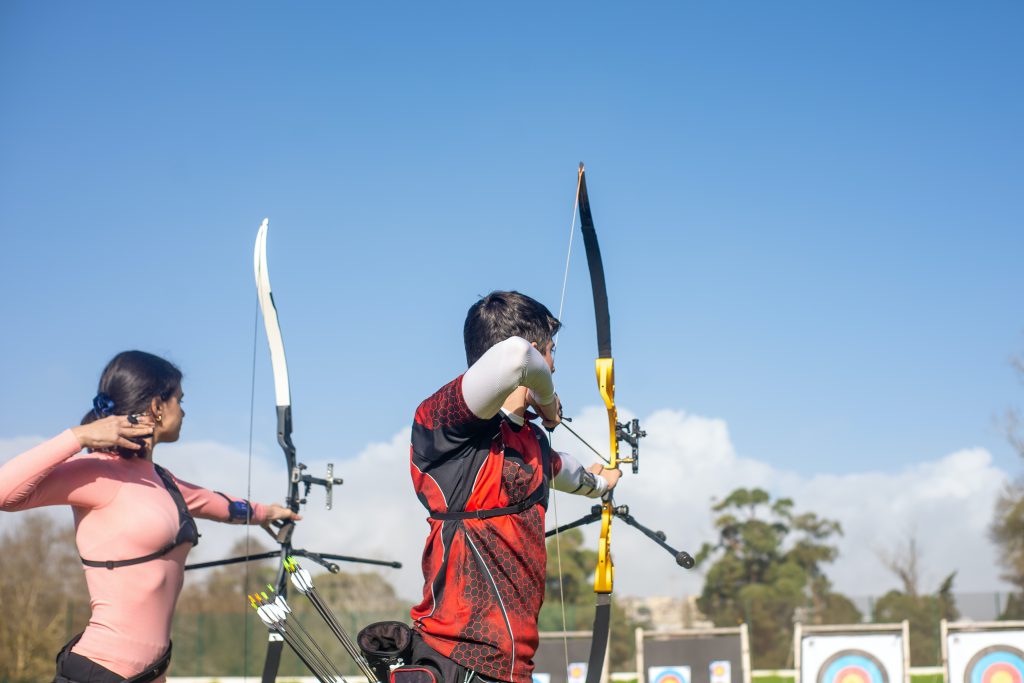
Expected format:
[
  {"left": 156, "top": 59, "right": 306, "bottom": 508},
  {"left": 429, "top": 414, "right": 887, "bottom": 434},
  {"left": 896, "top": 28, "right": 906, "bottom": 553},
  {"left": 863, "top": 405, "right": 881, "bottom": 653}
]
[
  {"left": 80, "top": 464, "right": 199, "bottom": 570},
  {"left": 429, "top": 483, "right": 547, "bottom": 521},
  {"left": 430, "top": 423, "right": 552, "bottom": 522}
]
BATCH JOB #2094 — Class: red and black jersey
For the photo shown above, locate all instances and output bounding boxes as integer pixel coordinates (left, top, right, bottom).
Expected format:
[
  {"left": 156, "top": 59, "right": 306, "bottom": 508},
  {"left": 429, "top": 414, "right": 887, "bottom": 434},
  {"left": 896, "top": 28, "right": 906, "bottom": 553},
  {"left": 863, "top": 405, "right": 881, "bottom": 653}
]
[{"left": 410, "top": 375, "right": 553, "bottom": 683}]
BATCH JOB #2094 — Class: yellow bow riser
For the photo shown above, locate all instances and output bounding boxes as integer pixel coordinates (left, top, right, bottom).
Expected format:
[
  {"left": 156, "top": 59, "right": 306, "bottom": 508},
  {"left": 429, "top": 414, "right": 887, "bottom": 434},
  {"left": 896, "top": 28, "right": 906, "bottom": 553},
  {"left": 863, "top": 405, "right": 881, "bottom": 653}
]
[{"left": 594, "top": 356, "right": 617, "bottom": 595}]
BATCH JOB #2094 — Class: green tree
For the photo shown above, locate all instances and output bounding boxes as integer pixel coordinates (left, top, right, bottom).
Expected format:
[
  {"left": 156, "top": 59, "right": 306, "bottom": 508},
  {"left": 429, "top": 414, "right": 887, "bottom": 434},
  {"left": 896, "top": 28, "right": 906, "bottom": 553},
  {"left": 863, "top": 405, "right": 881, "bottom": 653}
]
[
  {"left": 694, "top": 488, "right": 859, "bottom": 668},
  {"left": 872, "top": 572, "right": 958, "bottom": 665},
  {"left": 990, "top": 351, "right": 1024, "bottom": 618}
]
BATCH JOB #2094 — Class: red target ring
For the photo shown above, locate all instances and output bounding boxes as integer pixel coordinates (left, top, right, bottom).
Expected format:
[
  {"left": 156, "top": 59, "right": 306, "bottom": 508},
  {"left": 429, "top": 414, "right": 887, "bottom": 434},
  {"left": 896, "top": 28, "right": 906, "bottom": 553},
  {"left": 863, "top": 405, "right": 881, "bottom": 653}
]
[{"left": 965, "top": 646, "right": 1024, "bottom": 683}]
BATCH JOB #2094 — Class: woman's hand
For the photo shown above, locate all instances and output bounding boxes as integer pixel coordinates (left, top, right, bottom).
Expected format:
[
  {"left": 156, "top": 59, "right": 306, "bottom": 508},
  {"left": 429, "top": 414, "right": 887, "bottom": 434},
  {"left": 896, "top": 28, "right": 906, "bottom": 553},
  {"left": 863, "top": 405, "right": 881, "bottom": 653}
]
[
  {"left": 71, "top": 415, "right": 154, "bottom": 452},
  {"left": 260, "top": 504, "right": 302, "bottom": 533}
]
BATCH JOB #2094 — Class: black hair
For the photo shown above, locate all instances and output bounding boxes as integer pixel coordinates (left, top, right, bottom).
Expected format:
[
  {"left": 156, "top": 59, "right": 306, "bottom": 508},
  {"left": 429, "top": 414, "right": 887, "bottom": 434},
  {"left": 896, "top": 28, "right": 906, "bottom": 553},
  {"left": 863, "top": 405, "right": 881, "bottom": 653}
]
[
  {"left": 463, "top": 291, "right": 561, "bottom": 366},
  {"left": 81, "top": 351, "right": 183, "bottom": 456}
]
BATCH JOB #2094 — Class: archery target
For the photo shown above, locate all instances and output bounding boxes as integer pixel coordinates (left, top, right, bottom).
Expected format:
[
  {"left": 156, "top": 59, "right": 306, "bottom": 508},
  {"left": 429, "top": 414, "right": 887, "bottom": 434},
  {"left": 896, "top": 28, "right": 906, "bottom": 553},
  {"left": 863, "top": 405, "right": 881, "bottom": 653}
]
[
  {"left": 649, "top": 665, "right": 692, "bottom": 683},
  {"left": 948, "top": 629, "right": 1024, "bottom": 683},
  {"left": 801, "top": 634, "right": 905, "bottom": 683},
  {"left": 568, "top": 662, "right": 588, "bottom": 683},
  {"left": 710, "top": 660, "right": 732, "bottom": 683},
  {"left": 533, "top": 675, "right": 552, "bottom": 683},
  {"left": 817, "top": 650, "right": 887, "bottom": 683}
]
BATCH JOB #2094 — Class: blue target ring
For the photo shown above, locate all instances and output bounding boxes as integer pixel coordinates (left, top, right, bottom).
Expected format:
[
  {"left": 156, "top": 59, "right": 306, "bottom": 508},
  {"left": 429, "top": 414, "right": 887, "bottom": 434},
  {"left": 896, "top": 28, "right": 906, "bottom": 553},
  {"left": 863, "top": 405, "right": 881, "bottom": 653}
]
[
  {"left": 965, "top": 645, "right": 1024, "bottom": 683},
  {"left": 653, "top": 670, "right": 688, "bottom": 683},
  {"left": 816, "top": 650, "right": 888, "bottom": 683}
]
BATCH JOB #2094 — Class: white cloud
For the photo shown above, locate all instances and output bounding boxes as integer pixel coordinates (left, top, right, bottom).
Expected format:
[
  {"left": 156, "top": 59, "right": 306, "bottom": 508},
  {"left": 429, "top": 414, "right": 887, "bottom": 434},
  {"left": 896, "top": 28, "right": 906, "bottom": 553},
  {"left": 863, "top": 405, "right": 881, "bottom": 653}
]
[
  {"left": 0, "top": 410, "right": 1012, "bottom": 607},
  {"left": 549, "top": 407, "right": 1011, "bottom": 601}
]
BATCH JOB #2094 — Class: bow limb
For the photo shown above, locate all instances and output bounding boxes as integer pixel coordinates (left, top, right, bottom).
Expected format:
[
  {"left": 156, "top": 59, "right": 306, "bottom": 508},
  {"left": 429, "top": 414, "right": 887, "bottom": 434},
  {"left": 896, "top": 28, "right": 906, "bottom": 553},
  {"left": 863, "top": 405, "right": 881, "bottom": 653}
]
[
  {"left": 253, "top": 219, "right": 299, "bottom": 682},
  {"left": 254, "top": 219, "right": 301, "bottom": 526},
  {"left": 577, "top": 164, "right": 619, "bottom": 683}
]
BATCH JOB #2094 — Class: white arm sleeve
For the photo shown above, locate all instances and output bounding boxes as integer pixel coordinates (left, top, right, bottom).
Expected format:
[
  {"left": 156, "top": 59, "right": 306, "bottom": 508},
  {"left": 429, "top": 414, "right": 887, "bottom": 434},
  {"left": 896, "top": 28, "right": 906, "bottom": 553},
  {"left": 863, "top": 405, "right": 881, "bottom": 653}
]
[
  {"left": 552, "top": 450, "right": 608, "bottom": 499},
  {"left": 461, "top": 336, "right": 555, "bottom": 419}
]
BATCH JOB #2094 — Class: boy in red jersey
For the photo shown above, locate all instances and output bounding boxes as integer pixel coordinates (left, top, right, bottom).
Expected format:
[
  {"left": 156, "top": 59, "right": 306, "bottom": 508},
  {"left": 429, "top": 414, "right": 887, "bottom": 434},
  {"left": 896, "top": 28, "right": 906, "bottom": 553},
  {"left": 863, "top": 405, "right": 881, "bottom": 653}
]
[{"left": 408, "top": 291, "right": 621, "bottom": 683}]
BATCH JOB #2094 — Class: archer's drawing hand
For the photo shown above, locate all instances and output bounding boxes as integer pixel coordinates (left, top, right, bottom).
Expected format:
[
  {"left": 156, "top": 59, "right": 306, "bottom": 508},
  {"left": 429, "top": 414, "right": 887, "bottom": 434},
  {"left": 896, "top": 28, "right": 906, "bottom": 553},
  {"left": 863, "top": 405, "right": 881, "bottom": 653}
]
[
  {"left": 588, "top": 462, "right": 622, "bottom": 491},
  {"left": 528, "top": 392, "right": 562, "bottom": 431},
  {"left": 71, "top": 415, "right": 154, "bottom": 452}
]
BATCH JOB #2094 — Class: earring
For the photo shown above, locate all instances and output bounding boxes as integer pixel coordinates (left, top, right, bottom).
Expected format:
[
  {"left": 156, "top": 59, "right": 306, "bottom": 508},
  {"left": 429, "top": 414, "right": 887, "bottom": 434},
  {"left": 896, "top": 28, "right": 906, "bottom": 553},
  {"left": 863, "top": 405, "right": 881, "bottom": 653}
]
[{"left": 156, "top": 414, "right": 163, "bottom": 423}]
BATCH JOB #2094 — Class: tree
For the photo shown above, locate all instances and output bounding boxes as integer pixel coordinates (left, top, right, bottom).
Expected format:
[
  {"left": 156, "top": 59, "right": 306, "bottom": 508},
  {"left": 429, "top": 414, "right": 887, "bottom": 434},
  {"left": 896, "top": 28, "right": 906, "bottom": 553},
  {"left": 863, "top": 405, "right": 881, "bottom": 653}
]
[
  {"left": 0, "top": 513, "right": 89, "bottom": 683},
  {"left": 695, "top": 488, "right": 859, "bottom": 668},
  {"left": 990, "top": 350, "right": 1024, "bottom": 618},
  {"left": 872, "top": 539, "right": 958, "bottom": 666}
]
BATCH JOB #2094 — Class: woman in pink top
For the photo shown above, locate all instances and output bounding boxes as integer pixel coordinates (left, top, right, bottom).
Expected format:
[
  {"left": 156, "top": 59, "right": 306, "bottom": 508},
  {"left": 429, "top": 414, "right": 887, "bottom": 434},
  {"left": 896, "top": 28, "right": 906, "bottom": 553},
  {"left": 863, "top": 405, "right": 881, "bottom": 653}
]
[{"left": 0, "top": 350, "right": 299, "bottom": 683}]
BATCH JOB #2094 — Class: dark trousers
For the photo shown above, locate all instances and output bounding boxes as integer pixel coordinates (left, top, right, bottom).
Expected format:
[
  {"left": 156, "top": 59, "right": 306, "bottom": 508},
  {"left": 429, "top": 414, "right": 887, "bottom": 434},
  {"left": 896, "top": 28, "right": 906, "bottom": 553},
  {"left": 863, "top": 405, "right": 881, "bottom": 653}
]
[
  {"left": 406, "top": 632, "right": 510, "bottom": 683},
  {"left": 53, "top": 633, "right": 171, "bottom": 683}
]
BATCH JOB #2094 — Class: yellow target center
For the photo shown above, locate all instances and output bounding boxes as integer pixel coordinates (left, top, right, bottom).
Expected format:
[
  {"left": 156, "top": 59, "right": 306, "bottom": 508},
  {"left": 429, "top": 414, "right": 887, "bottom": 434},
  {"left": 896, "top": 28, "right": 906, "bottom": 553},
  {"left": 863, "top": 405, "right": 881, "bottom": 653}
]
[
  {"left": 839, "top": 672, "right": 867, "bottom": 683},
  {"left": 989, "top": 671, "right": 1014, "bottom": 683}
]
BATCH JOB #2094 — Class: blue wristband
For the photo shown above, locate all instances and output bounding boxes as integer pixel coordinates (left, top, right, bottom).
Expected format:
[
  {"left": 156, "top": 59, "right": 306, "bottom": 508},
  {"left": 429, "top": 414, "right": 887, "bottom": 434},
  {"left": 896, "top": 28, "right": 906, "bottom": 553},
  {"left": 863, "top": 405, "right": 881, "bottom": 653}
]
[{"left": 228, "top": 500, "right": 253, "bottom": 522}]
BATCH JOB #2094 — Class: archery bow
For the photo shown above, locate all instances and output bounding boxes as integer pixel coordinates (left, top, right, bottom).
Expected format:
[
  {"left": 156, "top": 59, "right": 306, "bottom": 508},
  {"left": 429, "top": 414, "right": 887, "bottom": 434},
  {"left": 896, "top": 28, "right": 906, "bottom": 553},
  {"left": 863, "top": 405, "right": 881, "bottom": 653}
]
[
  {"left": 180, "top": 220, "right": 398, "bottom": 679},
  {"left": 251, "top": 221, "right": 403, "bottom": 681},
  {"left": 553, "top": 164, "right": 647, "bottom": 683},
  {"left": 254, "top": 219, "right": 355, "bottom": 682},
  {"left": 551, "top": 165, "right": 694, "bottom": 683},
  {"left": 253, "top": 218, "right": 304, "bottom": 682},
  {"left": 576, "top": 164, "right": 636, "bottom": 683}
]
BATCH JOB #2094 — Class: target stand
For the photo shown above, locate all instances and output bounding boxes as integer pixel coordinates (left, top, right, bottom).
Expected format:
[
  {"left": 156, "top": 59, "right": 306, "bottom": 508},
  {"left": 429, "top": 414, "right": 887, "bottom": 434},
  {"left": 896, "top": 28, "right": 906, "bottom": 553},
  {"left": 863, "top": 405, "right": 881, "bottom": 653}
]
[
  {"left": 532, "top": 630, "right": 601, "bottom": 683},
  {"left": 794, "top": 622, "right": 910, "bottom": 683},
  {"left": 942, "top": 619, "right": 1024, "bottom": 683},
  {"left": 635, "top": 625, "right": 751, "bottom": 683}
]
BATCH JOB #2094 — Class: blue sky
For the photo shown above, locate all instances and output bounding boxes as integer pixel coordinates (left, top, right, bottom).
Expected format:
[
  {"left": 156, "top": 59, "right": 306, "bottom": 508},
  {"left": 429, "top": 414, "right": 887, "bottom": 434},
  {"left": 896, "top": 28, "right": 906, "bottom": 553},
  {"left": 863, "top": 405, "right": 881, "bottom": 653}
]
[{"left": 1, "top": 2, "right": 1022, "bottom": 595}]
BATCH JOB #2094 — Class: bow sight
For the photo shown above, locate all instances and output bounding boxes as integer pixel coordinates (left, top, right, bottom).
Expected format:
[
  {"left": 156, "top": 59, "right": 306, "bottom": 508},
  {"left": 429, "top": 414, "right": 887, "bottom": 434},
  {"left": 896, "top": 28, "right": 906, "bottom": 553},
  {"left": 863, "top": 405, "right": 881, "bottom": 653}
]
[
  {"left": 291, "top": 462, "right": 344, "bottom": 509},
  {"left": 615, "top": 417, "right": 645, "bottom": 474}
]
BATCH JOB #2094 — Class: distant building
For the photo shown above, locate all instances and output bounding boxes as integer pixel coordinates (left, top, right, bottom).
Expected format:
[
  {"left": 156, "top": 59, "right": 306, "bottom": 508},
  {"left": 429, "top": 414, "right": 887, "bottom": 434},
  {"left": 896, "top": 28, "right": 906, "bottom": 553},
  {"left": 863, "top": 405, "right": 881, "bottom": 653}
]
[{"left": 619, "top": 595, "right": 713, "bottom": 631}]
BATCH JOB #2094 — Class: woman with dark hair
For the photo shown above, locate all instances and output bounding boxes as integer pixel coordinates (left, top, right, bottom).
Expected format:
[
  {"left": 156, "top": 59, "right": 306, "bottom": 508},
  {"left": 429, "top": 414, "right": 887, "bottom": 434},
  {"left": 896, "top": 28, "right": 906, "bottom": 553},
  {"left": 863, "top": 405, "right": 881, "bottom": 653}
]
[{"left": 0, "top": 350, "right": 299, "bottom": 683}]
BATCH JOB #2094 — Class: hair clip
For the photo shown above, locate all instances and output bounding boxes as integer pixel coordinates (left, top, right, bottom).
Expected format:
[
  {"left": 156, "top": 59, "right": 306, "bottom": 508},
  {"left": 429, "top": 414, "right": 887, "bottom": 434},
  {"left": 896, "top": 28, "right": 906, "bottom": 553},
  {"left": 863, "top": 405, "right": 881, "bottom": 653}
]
[{"left": 92, "top": 393, "right": 116, "bottom": 418}]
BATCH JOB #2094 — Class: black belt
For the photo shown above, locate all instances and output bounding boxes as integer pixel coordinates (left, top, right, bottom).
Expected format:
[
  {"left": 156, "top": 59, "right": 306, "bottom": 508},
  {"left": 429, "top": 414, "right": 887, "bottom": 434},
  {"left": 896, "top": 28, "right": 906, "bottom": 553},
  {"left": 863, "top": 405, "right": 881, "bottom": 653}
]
[{"left": 429, "top": 484, "right": 546, "bottom": 521}]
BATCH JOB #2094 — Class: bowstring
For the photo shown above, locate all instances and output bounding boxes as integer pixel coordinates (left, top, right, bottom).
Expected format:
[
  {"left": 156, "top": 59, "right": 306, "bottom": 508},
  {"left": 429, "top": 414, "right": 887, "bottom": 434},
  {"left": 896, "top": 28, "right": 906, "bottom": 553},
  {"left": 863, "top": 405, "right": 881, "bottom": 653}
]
[
  {"left": 555, "top": 172, "right": 582, "bottom": 340},
  {"left": 552, "top": 168, "right": 583, "bottom": 676},
  {"left": 244, "top": 287, "right": 260, "bottom": 680}
]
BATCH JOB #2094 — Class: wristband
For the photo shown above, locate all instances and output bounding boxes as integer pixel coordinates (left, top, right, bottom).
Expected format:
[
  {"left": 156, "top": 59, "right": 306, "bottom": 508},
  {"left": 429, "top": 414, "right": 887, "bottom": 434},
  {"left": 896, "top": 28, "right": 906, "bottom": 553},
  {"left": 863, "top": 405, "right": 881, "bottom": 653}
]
[{"left": 228, "top": 500, "right": 253, "bottom": 522}]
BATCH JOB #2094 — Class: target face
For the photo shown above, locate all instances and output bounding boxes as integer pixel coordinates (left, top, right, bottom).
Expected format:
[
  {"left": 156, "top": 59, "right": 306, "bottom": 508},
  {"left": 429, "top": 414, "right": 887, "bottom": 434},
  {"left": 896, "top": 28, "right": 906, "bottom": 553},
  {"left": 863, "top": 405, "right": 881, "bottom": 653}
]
[
  {"left": 567, "top": 662, "right": 588, "bottom": 683},
  {"left": 648, "top": 665, "right": 692, "bottom": 683},
  {"left": 816, "top": 649, "right": 888, "bottom": 683},
  {"left": 710, "top": 660, "right": 732, "bottom": 683},
  {"left": 964, "top": 646, "right": 1024, "bottom": 683}
]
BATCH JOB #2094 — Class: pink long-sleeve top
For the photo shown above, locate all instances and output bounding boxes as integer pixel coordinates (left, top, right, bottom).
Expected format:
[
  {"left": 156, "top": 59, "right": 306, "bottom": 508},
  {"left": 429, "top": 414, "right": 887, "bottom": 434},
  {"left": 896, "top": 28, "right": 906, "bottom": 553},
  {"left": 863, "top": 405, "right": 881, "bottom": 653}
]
[{"left": 0, "top": 430, "right": 267, "bottom": 680}]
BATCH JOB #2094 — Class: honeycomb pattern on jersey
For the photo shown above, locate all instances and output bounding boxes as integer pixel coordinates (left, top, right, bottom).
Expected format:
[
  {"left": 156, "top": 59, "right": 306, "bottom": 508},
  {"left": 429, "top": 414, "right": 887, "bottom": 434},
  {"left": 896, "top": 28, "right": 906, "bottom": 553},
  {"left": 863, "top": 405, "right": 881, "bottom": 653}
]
[
  {"left": 450, "top": 536, "right": 508, "bottom": 676},
  {"left": 423, "top": 378, "right": 474, "bottom": 429},
  {"left": 469, "top": 512, "right": 546, "bottom": 646},
  {"left": 500, "top": 507, "right": 546, "bottom": 617},
  {"left": 501, "top": 460, "right": 533, "bottom": 504}
]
